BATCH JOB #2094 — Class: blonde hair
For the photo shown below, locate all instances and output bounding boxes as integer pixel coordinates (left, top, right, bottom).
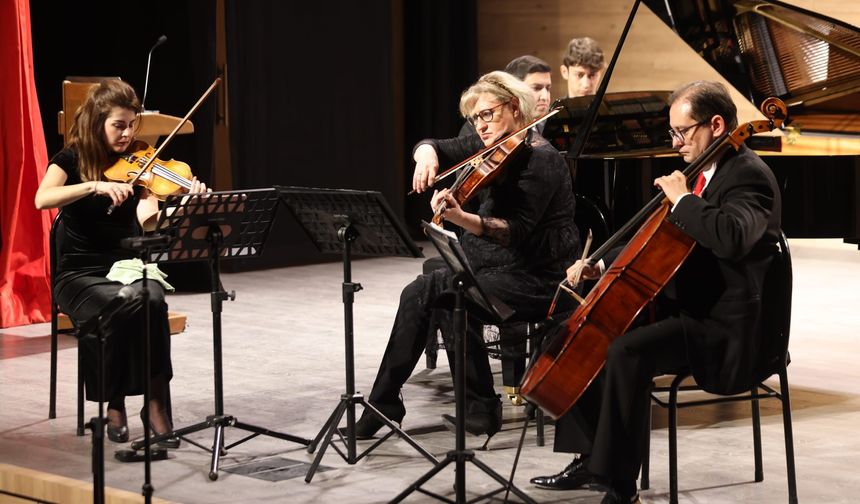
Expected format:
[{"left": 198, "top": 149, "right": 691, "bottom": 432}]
[
  {"left": 67, "top": 80, "right": 141, "bottom": 182},
  {"left": 459, "top": 71, "right": 535, "bottom": 126}
]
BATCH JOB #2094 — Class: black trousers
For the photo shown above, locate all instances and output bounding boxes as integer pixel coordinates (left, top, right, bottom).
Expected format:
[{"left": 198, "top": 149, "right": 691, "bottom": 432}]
[
  {"left": 580, "top": 317, "right": 689, "bottom": 481},
  {"left": 57, "top": 276, "right": 172, "bottom": 402},
  {"left": 366, "top": 269, "right": 499, "bottom": 421}
]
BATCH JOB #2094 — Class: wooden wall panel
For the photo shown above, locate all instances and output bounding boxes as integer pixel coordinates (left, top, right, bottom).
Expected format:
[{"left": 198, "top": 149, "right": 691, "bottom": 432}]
[{"left": 476, "top": 0, "right": 860, "bottom": 125}]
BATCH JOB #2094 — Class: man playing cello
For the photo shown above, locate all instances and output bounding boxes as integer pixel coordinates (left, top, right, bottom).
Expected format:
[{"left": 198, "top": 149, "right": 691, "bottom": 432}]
[{"left": 531, "top": 80, "right": 782, "bottom": 503}]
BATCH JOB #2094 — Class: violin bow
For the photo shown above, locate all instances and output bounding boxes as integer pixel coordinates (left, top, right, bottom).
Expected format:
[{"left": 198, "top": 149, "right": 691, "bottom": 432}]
[
  {"left": 546, "top": 229, "right": 593, "bottom": 317},
  {"left": 407, "top": 107, "right": 562, "bottom": 195}
]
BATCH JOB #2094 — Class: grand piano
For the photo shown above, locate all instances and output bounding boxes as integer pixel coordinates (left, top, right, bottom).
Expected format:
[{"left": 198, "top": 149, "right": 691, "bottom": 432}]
[{"left": 552, "top": 0, "right": 860, "bottom": 244}]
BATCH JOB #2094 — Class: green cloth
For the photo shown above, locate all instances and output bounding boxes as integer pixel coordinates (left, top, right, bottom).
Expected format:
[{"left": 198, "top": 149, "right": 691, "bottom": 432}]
[{"left": 106, "top": 258, "right": 175, "bottom": 292}]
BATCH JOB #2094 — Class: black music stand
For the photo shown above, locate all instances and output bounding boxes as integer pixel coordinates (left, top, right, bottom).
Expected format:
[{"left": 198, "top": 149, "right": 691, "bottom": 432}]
[
  {"left": 390, "top": 222, "right": 534, "bottom": 504},
  {"left": 273, "top": 186, "right": 436, "bottom": 483},
  {"left": 127, "top": 188, "right": 312, "bottom": 481}
]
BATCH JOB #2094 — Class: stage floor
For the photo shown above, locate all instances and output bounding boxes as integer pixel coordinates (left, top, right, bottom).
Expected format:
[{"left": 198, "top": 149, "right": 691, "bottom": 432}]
[{"left": 2, "top": 238, "right": 859, "bottom": 503}]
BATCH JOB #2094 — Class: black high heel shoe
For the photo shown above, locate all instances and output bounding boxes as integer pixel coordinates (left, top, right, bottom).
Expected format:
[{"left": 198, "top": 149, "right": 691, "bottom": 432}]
[
  {"left": 441, "top": 401, "right": 503, "bottom": 450},
  {"left": 345, "top": 403, "right": 406, "bottom": 440},
  {"left": 140, "top": 409, "right": 181, "bottom": 449},
  {"left": 106, "top": 408, "right": 129, "bottom": 443}
]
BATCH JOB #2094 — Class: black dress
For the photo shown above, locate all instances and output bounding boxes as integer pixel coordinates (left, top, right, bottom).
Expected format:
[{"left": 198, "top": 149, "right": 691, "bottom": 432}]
[
  {"left": 51, "top": 148, "right": 172, "bottom": 402},
  {"left": 366, "top": 134, "right": 580, "bottom": 420}
]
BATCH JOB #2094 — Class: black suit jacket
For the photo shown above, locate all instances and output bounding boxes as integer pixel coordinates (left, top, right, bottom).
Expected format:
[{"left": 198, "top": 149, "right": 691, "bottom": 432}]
[{"left": 666, "top": 144, "right": 782, "bottom": 394}]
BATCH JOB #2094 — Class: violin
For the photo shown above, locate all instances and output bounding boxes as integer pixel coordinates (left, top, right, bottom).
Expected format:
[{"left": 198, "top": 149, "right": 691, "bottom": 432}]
[
  {"left": 104, "top": 140, "right": 193, "bottom": 199},
  {"left": 430, "top": 107, "right": 562, "bottom": 226},
  {"left": 105, "top": 77, "right": 221, "bottom": 214}
]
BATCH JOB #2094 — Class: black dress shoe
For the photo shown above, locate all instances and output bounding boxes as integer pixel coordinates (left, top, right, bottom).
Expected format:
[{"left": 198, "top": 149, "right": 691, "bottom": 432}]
[
  {"left": 529, "top": 455, "right": 597, "bottom": 490},
  {"left": 600, "top": 489, "right": 641, "bottom": 504}
]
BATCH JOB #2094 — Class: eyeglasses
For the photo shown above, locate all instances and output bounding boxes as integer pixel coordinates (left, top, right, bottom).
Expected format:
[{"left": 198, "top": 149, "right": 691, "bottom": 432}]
[
  {"left": 468, "top": 101, "right": 510, "bottom": 126},
  {"left": 668, "top": 119, "right": 708, "bottom": 143}
]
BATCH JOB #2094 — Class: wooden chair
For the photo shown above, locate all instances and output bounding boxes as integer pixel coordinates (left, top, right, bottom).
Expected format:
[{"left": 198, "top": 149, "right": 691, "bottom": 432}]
[{"left": 641, "top": 231, "right": 798, "bottom": 504}]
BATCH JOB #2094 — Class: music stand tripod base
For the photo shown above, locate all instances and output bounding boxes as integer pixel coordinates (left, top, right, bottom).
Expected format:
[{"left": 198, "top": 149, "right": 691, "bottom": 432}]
[
  {"left": 392, "top": 223, "right": 535, "bottom": 504},
  {"left": 128, "top": 189, "right": 312, "bottom": 481},
  {"left": 273, "top": 187, "right": 435, "bottom": 483}
]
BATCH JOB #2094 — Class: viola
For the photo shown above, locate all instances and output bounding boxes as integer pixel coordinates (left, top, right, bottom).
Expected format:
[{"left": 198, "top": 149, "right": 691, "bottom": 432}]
[
  {"left": 432, "top": 135, "right": 525, "bottom": 225},
  {"left": 104, "top": 140, "right": 193, "bottom": 199},
  {"left": 430, "top": 107, "right": 561, "bottom": 226}
]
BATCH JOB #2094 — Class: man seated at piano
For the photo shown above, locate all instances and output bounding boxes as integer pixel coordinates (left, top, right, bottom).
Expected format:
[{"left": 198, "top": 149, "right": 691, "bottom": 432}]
[
  {"left": 560, "top": 36, "right": 605, "bottom": 98},
  {"left": 412, "top": 54, "right": 553, "bottom": 194},
  {"left": 529, "top": 80, "right": 782, "bottom": 504}
]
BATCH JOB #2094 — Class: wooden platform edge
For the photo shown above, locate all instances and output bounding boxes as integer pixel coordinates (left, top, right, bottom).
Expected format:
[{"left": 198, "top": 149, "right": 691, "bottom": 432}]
[
  {"left": 56, "top": 312, "right": 187, "bottom": 335},
  {"left": 0, "top": 463, "right": 177, "bottom": 504}
]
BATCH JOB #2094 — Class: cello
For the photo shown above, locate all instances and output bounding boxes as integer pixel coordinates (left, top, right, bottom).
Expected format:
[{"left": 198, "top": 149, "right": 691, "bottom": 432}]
[{"left": 520, "top": 97, "right": 788, "bottom": 419}]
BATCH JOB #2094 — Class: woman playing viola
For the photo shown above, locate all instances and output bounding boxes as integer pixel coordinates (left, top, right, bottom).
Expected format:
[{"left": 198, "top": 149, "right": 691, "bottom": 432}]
[
  {"left": 354, "top": 71, "right": 580, "bottom": 440},
  {"left": 35, "top": 79, "right": 207, "bottom": 445}
]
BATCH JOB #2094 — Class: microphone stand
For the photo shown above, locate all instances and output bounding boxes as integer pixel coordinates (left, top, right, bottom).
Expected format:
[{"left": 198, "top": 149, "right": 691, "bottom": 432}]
[
  {"left": 142, "top": 35, "right": 167, "bottom": 111},
  {"left": 114, "top": 235, "right": 171, "bottom": 503},
  {"left": 79, "top": 287, "right": 135, "bottom": 504}
]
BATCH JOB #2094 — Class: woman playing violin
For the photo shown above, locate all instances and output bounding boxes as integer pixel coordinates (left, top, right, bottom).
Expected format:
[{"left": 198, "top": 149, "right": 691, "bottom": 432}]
[
  {"left": 354, "top": 71, "right": 579, "bottom": 440},
  {"left": 35, "top": 79, "right": 207, "bottom": 445}
]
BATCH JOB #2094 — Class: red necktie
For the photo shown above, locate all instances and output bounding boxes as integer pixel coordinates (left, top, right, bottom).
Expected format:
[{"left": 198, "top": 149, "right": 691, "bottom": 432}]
[{"left": 692, "top": 172, "right": 706, "bottom": 196}]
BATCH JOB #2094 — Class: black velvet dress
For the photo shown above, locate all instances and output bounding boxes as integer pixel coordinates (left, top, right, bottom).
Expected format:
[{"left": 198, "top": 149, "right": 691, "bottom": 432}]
[{"left": 51, "top": 148, "right": 172, "bottom": 402}]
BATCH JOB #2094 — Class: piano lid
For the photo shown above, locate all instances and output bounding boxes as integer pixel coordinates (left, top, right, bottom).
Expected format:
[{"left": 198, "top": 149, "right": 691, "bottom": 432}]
[{"left": 644, "top": 0, "right": 860, "bottom": 137}]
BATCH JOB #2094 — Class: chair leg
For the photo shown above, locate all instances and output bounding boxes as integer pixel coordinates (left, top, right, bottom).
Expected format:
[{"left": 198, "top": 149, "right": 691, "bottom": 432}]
[
  {"left": 49, "top": 309, "right": 59, "bottom": 420},
  {"left": 535, "top": 408, "right": 545, "bottom": 447},
  {"left": 669, "top": 375, "right": 684, "bottom": 504},
  {"left": 641, "top": 382, "right": 652, "bottom": 490},
  {"left": 779, "top": 371, "right": 799, "bottom": 504},
  {"left": 751, "top": 385, "right": 764, "bottom": 482},
  {"left": 76, "top": 339, "right": 85, "bottom": 436}
]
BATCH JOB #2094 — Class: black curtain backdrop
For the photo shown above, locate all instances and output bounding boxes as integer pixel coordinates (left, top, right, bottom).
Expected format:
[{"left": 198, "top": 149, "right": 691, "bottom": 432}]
[
  {"left": 31, "top": 1, "right": 478, "bottom": 273},
  {"left": 31, "top": 1, "right": 216, "bottom": 290},
  {"left": 31, "top": 1, "right": 216, "bottom": 184},
  {"left": 224, "top": 0, "right": 477, "bottom": 269},
  {"left": 402, "top": 1, "right": 478, "bottom": 234}
]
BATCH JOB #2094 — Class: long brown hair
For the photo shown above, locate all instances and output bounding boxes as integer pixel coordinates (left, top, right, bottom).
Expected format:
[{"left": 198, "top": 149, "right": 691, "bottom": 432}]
[{"left": 67, "top": 80, "right": 142, "bottom": 182}]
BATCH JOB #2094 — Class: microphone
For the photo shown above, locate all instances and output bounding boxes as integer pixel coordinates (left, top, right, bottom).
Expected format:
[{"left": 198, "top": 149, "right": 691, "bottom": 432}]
[
  {"left": 78, "top": 285, "right": 137, "bottom": 336},
  {"left": 141, "top": 35, "right": 168, "bottom": 110}
]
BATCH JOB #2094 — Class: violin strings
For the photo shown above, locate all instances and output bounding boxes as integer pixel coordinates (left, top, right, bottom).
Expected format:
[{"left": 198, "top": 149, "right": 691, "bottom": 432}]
[{"left": 138, "top": 155, "right": 193, "bottom": 189}]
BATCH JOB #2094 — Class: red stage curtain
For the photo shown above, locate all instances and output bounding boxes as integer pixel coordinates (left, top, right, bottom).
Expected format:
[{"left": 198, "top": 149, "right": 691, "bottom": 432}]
[{"left": 0, "top": 0, "right": 55, "bottom": 327}]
